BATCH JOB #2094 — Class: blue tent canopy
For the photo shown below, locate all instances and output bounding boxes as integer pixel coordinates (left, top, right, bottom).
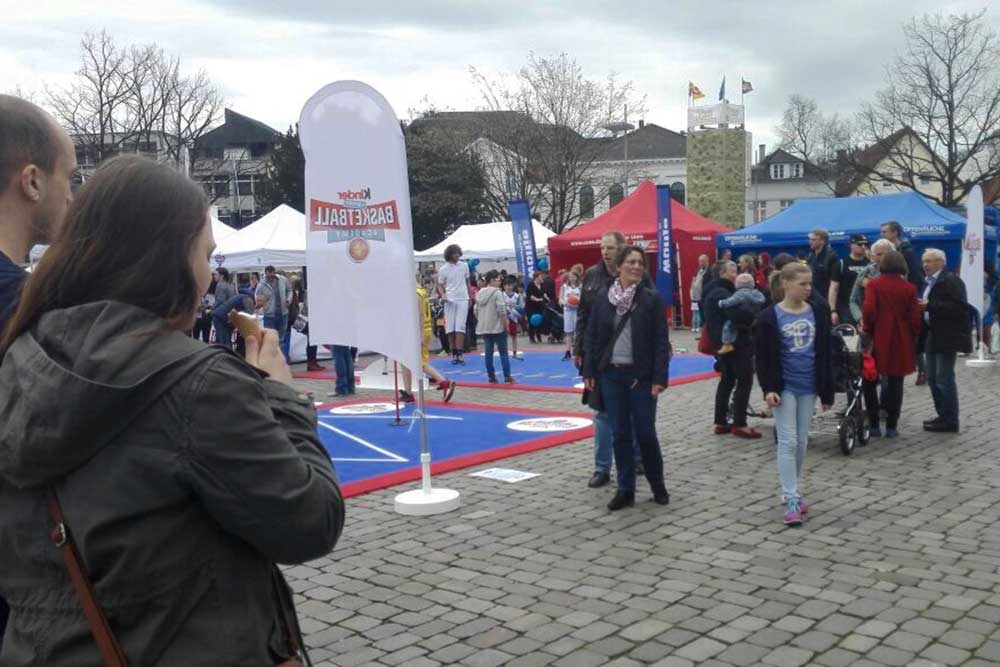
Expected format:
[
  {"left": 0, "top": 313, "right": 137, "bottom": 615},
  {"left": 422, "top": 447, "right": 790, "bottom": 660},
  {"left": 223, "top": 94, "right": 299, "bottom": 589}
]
[{"left": 718, "top": 192, "right": 997, "bottom": 267}]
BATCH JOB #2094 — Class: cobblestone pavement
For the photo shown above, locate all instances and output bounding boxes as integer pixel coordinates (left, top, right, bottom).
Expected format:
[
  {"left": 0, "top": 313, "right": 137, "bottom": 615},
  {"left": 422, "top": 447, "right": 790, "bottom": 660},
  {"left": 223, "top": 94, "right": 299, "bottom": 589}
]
[{"left": 288, "top": 333, "right": 1000, "bottom": 666}]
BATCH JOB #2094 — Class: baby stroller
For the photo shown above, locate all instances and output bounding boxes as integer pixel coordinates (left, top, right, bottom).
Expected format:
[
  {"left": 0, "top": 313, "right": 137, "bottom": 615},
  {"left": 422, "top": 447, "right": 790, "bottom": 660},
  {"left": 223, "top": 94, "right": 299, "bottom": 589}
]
[
  {"left": 831, "top": 324, "right": 870, "bottom": 455},
  {"left": 545, "top": 304, "right": 565, "bottom": 343}
]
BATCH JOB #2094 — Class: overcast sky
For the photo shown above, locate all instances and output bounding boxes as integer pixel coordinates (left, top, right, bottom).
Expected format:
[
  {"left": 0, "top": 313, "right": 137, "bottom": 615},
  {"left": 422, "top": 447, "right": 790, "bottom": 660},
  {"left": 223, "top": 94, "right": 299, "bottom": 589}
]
[{"left": 2, "top": 0, "right": 997, "bottom": 153}]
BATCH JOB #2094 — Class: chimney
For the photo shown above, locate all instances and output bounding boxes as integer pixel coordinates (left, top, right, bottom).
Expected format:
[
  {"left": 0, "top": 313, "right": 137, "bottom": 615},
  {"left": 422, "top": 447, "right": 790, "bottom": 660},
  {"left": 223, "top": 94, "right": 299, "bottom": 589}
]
[
  {"left": 758, "top": 144, "right": 766, "bottom": 164},
  {"left": 638, "top": 119, "right": 645, "bottom": 129}
]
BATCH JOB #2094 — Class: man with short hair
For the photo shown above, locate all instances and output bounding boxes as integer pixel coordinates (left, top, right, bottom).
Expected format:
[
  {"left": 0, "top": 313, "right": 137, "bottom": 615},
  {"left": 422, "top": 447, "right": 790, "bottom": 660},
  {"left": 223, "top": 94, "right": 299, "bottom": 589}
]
[
  {"left": 703, "top": 260, "right": 760, "bottom": 439},
  {"left": 829, "top": 234, "right": 871, "bottom": 326},
  {"left": 882, "top": 220, "right": 927, "bottom": 382},
  {"left": 806, "top": 229, "right": 837, "bottom": 309},
  {"left": 920, "top": 249, "right": 970, "bottom": 433},
  {"left": 255, "top": 265, "right": 291, "bottom": 360},
  {"left": 880, "top": 221, "right": 922, "bottom": 290},
  {"left": 0, "top": 93, "right": 77, "bottom": 652}
]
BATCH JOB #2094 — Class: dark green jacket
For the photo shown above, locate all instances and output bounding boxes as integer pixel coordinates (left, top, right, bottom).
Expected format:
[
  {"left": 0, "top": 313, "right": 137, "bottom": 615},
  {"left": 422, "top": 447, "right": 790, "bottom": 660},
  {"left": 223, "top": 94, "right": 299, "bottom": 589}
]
[{"left": 0, "top": 302, "right": 344, "bottom": 666}]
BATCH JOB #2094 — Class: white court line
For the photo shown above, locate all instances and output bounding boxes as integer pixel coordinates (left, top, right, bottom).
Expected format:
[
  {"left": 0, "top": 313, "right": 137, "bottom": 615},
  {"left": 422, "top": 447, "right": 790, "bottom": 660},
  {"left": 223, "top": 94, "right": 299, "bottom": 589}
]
[
  {"left": 320, "top": 415, "right": 464, "bottom": 421},
  {"left": 318, "top": 421, "right": 407, "bottom": 462}
]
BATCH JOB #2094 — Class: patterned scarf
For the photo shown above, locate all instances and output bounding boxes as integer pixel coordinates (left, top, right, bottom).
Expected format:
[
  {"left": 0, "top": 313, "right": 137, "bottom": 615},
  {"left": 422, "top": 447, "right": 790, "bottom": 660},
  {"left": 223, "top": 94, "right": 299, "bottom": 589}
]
[{"left": 607, "top": 278, "right": 638, "bottom": 316}]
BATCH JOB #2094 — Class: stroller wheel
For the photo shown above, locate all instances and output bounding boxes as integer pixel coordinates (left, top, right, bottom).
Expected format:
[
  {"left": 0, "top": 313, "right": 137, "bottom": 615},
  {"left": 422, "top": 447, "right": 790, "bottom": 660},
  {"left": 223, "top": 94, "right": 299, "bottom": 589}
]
[
  {"left": 838, "top": 417, "right": 856, "bottom": 455},
  {"left": 856, "top": 410, "right": 870, "bottom": 446}
]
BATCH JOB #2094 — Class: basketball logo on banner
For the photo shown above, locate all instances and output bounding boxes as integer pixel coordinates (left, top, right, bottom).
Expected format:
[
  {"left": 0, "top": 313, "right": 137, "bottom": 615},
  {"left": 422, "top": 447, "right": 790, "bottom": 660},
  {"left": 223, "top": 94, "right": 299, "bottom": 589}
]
[{"left": 310, "top": 186, "right": 400, "bottom": 264}]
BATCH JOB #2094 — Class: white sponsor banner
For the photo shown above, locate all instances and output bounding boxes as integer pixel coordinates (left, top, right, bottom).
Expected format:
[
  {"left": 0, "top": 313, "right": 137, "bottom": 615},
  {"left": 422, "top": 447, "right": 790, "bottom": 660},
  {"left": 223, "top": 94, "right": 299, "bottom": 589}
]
[
  {"left": 962, "top": 185, "right": 985, "bottom": 320},
  {"left": 687, "top": 102, "right": 745, "bottom": 129},
  {"left": 300, "top": 81, "right": 421, "bottom": 374}
]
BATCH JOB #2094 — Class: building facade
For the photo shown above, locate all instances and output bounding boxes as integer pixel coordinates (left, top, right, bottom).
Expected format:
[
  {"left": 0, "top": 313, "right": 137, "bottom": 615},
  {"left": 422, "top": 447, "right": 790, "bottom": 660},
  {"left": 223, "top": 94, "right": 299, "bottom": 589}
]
[
  {"left": 745, "top": 147, "right": 834, "bottom": 226},
  {"left": 71, "top": 132, "right": 189, "bottom": 188},
  {"left": 192, "top": 109, "right": 282, "bottom": 229}
]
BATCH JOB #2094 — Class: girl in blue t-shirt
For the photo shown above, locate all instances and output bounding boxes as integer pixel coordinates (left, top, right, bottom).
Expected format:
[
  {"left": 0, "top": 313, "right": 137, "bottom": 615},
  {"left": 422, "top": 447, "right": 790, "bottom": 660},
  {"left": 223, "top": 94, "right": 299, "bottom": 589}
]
[{"left": 755, "top": 263, "right": 835, "bottom": 527}]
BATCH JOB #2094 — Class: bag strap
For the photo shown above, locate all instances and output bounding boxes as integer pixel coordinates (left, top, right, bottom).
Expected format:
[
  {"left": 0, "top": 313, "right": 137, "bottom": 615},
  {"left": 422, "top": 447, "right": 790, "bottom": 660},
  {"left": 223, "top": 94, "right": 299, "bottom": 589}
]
[
  {"left": 596, "top": 303, "right": 636, "bottom": 373},
  {"left": 46, "top": 488, "right": 128, "bottom": 667}
]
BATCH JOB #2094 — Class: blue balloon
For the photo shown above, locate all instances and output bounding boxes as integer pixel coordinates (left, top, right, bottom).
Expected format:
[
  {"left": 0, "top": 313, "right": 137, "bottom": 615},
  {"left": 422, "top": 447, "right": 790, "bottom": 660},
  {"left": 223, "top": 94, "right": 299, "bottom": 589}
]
[
  {"left": 530, "top": 313, "right": 544, "bottom": 327},
  {"left": 537, "top": 257, "right": 549, "bottom": 270},
  {"left": 469, "top": 258, "right": 480, "bottom": 268}
]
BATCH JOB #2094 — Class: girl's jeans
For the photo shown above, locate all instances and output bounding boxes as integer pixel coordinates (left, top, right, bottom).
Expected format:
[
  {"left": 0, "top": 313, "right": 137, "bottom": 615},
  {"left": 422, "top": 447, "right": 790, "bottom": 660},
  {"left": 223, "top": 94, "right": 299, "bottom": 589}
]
[{"left": 773, "top": 390, "right": 814, "bottom": 500}]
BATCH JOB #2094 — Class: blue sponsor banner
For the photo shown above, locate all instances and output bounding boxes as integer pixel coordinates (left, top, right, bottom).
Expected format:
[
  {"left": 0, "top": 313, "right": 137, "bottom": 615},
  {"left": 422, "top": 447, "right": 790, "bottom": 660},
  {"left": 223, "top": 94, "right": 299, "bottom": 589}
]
[
  {"left": 655, "top": 185, "right": 675, "bottom": 305},
  {"left": 509, "top": 200, "right": 537, "bottom": 290}
]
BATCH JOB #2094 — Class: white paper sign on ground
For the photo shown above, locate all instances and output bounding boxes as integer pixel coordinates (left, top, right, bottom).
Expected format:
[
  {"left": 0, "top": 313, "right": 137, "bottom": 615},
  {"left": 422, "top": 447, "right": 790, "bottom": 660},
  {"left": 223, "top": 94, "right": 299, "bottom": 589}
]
[{"left": 469, "top": 468, "right": 541, "bottom": 483}]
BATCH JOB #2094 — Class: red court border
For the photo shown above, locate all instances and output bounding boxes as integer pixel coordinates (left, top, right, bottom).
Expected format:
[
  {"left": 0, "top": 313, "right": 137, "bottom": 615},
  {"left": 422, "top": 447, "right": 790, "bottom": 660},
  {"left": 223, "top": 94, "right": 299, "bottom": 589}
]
[{"left": 316, "top": 398, "right": 595, "bottom": 498}]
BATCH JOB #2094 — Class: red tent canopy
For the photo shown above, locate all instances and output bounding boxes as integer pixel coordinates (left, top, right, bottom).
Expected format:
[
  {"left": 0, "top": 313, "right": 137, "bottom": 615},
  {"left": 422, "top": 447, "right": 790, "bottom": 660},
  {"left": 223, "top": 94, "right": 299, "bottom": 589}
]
[{"left": 548, "top": 180, "right": 730, "bottom": 325}]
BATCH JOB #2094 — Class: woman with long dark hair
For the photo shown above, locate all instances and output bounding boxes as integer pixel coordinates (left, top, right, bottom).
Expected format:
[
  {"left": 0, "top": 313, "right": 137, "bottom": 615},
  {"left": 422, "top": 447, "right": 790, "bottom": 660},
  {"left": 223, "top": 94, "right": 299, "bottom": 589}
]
[
  {"left": 0, "top": 156, "right": 344, "bottom": 665},
  {"left": 582, "top": 246, "right": 671, "bottom": 511}
]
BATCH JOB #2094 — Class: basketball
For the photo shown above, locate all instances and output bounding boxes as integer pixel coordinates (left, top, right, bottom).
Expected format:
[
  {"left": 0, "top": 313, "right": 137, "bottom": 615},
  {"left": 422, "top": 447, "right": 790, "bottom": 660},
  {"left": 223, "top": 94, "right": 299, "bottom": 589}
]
[{"left": 566, "top": 295, "right": 580, "bottom": 307}]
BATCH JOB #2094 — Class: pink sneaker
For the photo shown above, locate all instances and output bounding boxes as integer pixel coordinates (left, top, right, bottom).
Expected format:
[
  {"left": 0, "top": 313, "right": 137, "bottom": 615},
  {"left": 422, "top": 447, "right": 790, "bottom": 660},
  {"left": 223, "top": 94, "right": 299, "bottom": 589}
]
[
  {"left": 799, "top": 498, "right": 809, "bottom": 515},
  {"left": 783, "top": 499, "right": 804, "bottom": 526}
]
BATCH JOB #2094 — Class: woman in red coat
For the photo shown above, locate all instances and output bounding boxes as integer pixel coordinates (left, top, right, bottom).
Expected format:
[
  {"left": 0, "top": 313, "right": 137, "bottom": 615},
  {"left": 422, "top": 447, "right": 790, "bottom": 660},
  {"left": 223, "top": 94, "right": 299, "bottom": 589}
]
[{"left": 862, "top": 250, "right": 923, "bottom": 438}]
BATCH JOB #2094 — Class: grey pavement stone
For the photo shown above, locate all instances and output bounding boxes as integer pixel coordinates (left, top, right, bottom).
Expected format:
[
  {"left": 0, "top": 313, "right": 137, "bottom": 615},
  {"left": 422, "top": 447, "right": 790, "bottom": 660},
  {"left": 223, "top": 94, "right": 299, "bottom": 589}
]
[
  {"left": 675, "top": 637, "right": 727, "bottom": 661},
  {"left": 290, "top": 354, "right": 1000, "bottom": 667},
  {"left": 460, "top": 648, "right": 514, "bottom": 667},
  {"left": 762, "top": 645, "right": 813, "bottom": 666}
]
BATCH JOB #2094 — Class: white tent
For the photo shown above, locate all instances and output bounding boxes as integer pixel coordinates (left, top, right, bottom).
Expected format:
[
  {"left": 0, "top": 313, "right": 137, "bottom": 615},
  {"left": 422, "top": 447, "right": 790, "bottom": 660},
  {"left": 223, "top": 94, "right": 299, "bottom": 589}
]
[
  {"left": 214, "top": 204, "right": 306, "bottom": 271},
  {"left": 414, "top": 220, "right": 554, "bottom": 262},
  {"left": 211, "top": 217, "right": 238, "bottom": 245}
]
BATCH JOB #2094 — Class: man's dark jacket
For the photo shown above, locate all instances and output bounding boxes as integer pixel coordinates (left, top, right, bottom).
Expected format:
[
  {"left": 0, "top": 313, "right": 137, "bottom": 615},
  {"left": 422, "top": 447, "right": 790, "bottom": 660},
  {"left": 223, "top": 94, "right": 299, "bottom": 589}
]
[
  {"left": 925, "top": 270, "right": 973, "bottom": 354},
  {"left": 581, "top": 286, "right": 671, "bottom": 386},
  {"left": 897, "top": 240, "right": 924, "bottom": 291},
  {"left": 573, "top": 261, "right": 651, "bottom": 358}
]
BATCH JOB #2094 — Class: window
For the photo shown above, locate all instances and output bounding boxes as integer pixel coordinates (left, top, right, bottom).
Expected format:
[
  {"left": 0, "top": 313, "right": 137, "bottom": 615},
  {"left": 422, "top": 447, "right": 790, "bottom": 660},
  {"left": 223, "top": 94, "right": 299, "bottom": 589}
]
[
  {"left": 505, "top": 173, "right": 519, "bottom": 196},
  {"left": 202, "top": 176, "right": 230, "bottom": 198},
  {"left": 670, "top": 181, "right": 686, "bottom": 205},
  {"left": 74, "top": 145, "right": 96, "bottom": 167},
  {"left": 756, "top": 202, "right": 768, "bottom": 222},
  {"left": 237, "top": 174, "right": 255, "bottom": 196},
  {"left": 609, "top": 183, "right": 624, "bottom": 208},
  {"left": 579, "top": 185, "right": 594, "bottom": 219},
  {"left": 919, "top": 173, "right": 932, "bottom": 185},
  {"left": 790, "top": 163, "right": 802, "bottom": 178},
  {"left": 771, "top": 164, "right": 785, "bottom": 179},
  {"left": 217, "top": 208, "right": 232, "bottom": 226},
  {"left": 249, "top": 143, "right": 269, "bottom": 159},
  {"left": 780, "top": 199, "right": 793, "bottom": 210},
  {"left": 199, "top": 146, "right": 224, "bottom": 160}
]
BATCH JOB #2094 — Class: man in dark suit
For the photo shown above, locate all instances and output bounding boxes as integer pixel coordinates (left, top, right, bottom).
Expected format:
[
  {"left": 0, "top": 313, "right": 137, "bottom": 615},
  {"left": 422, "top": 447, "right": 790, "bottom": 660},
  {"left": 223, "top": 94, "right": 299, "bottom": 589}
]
[{"left": 918, "top": 248, "right": 972, "bottom": 433}]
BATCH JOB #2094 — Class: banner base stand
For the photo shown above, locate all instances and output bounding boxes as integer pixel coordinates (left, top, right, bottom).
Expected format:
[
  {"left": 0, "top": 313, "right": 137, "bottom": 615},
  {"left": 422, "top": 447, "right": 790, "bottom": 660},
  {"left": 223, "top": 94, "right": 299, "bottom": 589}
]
[
  {"left": 967, "top": 346, "right": 996, "bottom": 368},
  {"left": 394, "top": 488, "right": 461, "bottom": 516}
]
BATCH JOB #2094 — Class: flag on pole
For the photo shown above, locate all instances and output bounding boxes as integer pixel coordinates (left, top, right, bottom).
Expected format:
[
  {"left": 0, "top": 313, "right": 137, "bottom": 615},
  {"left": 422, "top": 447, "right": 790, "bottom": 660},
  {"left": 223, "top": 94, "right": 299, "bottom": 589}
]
[
  {"left": 299, "top": 81, "right": 422, "bottom": 375},
  {"left": 742, "top": 79, "right": 754, "bottom": 94},
  {"left": 688, "top": 82, "right": 705, "bottom": 101},
  {"left": 718, "top": 77, "right": 726, "bottom": 102}
]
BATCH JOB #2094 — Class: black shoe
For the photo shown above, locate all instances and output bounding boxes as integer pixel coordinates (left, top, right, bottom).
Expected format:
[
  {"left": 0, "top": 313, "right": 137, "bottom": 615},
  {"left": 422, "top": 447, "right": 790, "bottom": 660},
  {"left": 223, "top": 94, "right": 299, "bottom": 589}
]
[
  {"left": 607, "top": 491, "right": 635, "bottom": 511},
  {"left": 488, "top": 376, "right": 499, "bottom": 384},
  {"left": 924, "top": 421, "right": 959, "bottom": 433},
  {"left": 588, "top": 471, "right": 611, "bottom": 488},
  {"left": 456, "top": 355, "right": 466, "bottom": 365},
  {"left": 922, "top": 416, "right": 945, "bottom": 426},
  {"left": 652, "top": 490, "right": 670, "bottom": 505}
]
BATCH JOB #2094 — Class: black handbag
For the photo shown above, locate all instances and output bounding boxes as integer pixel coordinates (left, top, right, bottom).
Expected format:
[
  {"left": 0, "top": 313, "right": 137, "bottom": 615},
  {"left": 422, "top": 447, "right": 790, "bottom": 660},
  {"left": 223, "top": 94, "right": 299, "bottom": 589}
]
[{"left": 581, "top": 305, "right": 635, "bottom": 412}]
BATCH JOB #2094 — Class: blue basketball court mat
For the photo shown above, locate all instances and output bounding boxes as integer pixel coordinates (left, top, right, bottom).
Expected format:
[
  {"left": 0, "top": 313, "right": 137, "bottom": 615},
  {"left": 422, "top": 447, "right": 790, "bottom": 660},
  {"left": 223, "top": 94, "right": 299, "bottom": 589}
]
[
  {"left": 428, "top": 350, "right": 718, "bottom": 393},
  {"left": 317, "top": 399, "right": 595, "bottom": 497}
]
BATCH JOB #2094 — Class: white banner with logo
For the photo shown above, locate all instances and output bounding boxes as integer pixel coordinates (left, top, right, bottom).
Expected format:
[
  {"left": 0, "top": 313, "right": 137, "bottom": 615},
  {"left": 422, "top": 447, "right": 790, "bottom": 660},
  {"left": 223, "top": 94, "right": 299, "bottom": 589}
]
[
  {"left": 962, "top": 184, "right": 985, "bottom": 321},
  {"left": 299, "top": 81, "right": 421, "bottom": 374},
  {"left": 687, "top": 102, "right": 745, "bottom": 129}
]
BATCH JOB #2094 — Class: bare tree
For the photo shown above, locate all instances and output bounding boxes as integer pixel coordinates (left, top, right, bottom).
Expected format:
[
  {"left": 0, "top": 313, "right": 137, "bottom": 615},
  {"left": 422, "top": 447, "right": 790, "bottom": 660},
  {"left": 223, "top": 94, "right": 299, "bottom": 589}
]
[
  {"left": 470, "top": 52, "right": 645, "bottom": 232},
  {"left": 856, "top": 11, "right": 1000, "bottom": 206},
  {"left": 47, "top": 30, "right": 222, "bottom": 174},
  {"left": 775, "top": 94, "right": 854, "bottom": 192}
]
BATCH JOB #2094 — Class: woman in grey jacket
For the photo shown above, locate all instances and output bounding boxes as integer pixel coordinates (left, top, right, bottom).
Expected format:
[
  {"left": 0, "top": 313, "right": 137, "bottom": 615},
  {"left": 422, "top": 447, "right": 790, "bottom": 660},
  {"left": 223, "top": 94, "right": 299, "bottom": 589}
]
[{"left": 0, "top": 156, "right": 344, "bottom": 666}]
